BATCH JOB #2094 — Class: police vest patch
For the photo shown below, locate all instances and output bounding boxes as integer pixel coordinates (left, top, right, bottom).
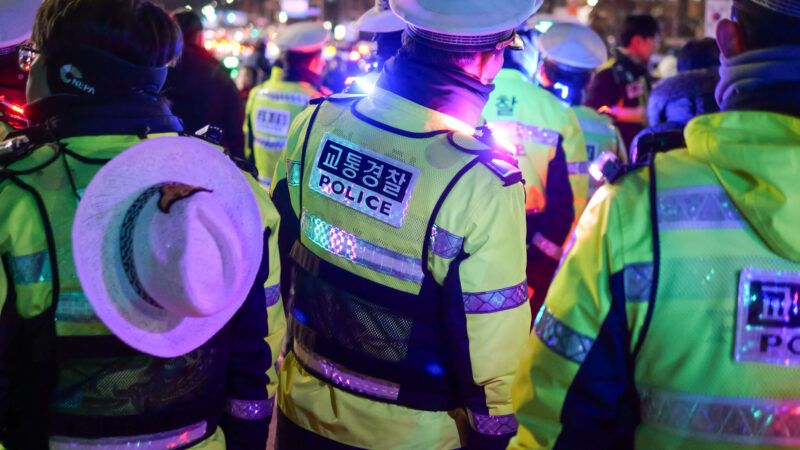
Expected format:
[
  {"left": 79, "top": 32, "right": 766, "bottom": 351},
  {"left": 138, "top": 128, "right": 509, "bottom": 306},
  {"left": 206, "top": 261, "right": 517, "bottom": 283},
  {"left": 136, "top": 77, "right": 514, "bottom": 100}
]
[
  {"left": 735, "top": 268, "right": 800, "bottom": 366},
  {"left": 309, "top": 133, "right": 419, "bottom": 228},
  {"left": 255, "top": 107, "right": 291, "bottom": 136}
]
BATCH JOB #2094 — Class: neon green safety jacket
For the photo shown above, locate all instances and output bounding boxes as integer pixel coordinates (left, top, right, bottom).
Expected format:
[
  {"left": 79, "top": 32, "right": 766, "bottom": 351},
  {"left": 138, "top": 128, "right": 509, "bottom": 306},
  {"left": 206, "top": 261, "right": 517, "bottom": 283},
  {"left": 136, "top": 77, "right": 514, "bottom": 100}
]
[
  {"left": 570, "top": 105, "right": 627, "bottom": 195},
  {"left": 244, "top": 67, "right": 326, "bottom": 188},
  {"left": 271, "top": 87, "right": 531, "bottom": 449},
  {"left": 510, "top": 110, "right": 800, "bottom": 450},
  {"left": 0, "top": 102, "right": 285, "bottom": 449}
]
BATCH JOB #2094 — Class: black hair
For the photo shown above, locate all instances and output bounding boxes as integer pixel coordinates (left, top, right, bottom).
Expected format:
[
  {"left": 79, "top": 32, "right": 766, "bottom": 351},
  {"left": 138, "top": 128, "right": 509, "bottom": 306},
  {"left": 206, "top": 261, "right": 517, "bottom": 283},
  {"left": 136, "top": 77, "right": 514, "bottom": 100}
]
[
  {"left": 620, "top": 14, "right": 661, "bottom": 47},
  {"left": 172, "top": 10, "right": 204, "bottom": 45},
  {"left": 677, "top": 37, "right": 720, "bottom": 72},
  {"left": 399, "top": 32, "right": 484, "bottom": 71},
  {"left": 542, "top": 60, "right": 592, "bottom": 105},
  {"left": 733, "top": 0, "right": 800, "bottom": 49},
  {"left": 33, "top": 0, "right": 182, "bottom": 67}
]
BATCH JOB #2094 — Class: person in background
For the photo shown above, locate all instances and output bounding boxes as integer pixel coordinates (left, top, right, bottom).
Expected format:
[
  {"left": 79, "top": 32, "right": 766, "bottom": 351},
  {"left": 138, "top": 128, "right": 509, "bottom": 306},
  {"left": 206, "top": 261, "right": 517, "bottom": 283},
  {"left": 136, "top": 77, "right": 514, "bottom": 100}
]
[
  {"left": 349, "top": 0, "right": 406, "bottom": 94},
  {"left": 483, "top": 26, "right": 583, "bottom": 316},
  {"left": 0, "top": 1, "right": 284, "bottom": 448},
  {"left": 633, "top": 37, "right": 721, "bottom": 165},
  {"left": 243, "top": 22, "right": 329, "bottom": 189},
  {"left": 585, "top": 14, "right": 661, "bottom": 149},
  {"left": 270, "top": 0, "right": 539, "bottom": 447},
  {"left": 536, "top": 22, "right": 628, "bottom": 197},
  {"left": 163, "top": 9, "right": 246, "bottom": 159},
  {"left": 0, "top": 0, "right": 41, "bottom": 139},
  {"left": 510, "top": 0, "right": 800, "bottom": 449},
  {"left": 237, "top": 40, "right": 272, "bottom": 101}
]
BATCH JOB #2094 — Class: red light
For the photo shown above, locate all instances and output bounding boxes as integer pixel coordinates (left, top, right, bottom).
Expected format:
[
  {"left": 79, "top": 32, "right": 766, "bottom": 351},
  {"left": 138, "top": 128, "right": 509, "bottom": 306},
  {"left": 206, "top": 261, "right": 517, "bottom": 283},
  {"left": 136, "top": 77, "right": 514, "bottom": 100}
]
[{"left": 10, "top": 104, "right": 24, "bottom": 115}]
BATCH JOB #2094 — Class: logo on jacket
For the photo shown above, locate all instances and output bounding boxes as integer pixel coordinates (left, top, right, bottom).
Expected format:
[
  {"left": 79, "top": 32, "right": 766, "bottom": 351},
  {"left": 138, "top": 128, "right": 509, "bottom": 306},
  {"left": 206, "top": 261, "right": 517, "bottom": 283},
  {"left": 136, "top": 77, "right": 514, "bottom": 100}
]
[
  {"left": 735, "top": 268, "right": 800, "bottom": 366},
  {"left": 309, "top": 133, "right": 419, "bottom": 228},
  {"left": 60, "top": 64, "right": 96, "bottom": 95}
]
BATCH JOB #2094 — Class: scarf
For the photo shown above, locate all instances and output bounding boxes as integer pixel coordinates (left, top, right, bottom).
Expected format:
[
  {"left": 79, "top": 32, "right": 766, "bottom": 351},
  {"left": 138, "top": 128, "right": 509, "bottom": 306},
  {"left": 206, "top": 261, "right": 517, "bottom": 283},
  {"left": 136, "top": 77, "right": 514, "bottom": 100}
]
[
  {"left": 376, "top": 50, "right": 494, "bottom": 125},
  {"left": 716, "top": 46, "right": 800, "bottom": 115}
]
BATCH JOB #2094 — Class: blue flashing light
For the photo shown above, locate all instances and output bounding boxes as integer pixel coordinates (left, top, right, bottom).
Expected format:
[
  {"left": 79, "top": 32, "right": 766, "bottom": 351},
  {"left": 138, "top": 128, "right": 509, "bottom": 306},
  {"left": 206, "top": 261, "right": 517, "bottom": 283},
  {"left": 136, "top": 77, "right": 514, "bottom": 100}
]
[
  {"left": 425, "top": 362, "right": 445, "bottom": 377},
  {"left": 292, "top": 308, "right": 309, "bottom": 325}
]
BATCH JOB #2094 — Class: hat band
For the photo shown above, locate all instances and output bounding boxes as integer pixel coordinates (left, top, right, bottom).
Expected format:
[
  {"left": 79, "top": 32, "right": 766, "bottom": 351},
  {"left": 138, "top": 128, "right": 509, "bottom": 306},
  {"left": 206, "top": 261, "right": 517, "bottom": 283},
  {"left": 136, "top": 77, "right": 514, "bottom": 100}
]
[
  {"left": 120, "top": 184, "right": 168, "bottom": 310},
  {"left": 406, "top": 26, "right": 513, "bottom": 52}
]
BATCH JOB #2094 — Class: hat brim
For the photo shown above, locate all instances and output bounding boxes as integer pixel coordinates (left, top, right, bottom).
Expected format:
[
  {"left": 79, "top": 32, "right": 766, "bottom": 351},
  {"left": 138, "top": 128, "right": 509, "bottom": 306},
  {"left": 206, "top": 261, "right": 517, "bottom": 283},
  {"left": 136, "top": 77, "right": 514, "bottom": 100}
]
[
  {"left": 0, "top": 0, "right": 42, "bottom": 49},
  {"left": 72, "top": 136, "right": 264, "bottom": 358},
  {"left": 356, "top": 7, "right": 406, "bottom": 33},
  {"left": 389, "top": 0, "right": 542, "bottom": 37}
]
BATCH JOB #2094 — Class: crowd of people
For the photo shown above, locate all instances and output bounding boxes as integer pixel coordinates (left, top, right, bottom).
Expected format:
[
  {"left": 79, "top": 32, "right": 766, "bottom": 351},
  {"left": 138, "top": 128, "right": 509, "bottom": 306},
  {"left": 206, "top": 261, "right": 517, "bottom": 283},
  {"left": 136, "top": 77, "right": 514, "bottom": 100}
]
[{"left": 1, "top": 0, "right": 799, "bottom": 449}]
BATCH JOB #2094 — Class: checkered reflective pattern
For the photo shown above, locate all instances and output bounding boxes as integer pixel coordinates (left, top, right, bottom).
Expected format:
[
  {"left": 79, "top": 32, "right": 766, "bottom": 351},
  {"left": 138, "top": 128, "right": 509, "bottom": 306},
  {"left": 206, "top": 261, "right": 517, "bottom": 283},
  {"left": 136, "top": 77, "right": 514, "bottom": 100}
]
[
  {"left": 225, "top": 398, "right": 274, "bottom": 420},
  {"left": 658, "top": 186, "right": 744, "bottom": 230},
  {"left": 623, "top": 263, "right": 653, "bottom": 303},
  {"left": 463, "top": 282, "right": 527, "bottom": 314},
  {"left": 534, "top": 308, "right": 594, "bottom": 364},
  {"left": 429, "top": 224, "right": 463, "bottom": 259},
  {"left": 641, "top": 387, "right": 800, "bottom": 445},
  {"left": 470, "top": 411, "right": 519, "bottom": 435}
]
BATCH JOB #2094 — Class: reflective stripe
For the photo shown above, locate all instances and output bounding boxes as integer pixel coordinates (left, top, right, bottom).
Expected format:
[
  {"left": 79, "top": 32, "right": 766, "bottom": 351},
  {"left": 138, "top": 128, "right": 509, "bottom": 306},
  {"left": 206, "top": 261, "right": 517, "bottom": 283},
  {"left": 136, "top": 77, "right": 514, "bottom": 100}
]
[
  {"left": 255, "top": 136, "right": 287, "bottom": 151},
  {"left": 567, "top": 161, "right": 590, "bottom": 175},
  {"left": 489, "top": 121, "right": 560, "bottom": 147},
  {"left": 577, "top": 117, "right": 616, "bottom": 138},
  {"left": 49, "top": 421, "right": 207, "bottom": 449},
  {"left": 225, "top": 397, "right": 274, "bottom": 420},
  {"left": 429, "top": 224, "right": 463, "bottom": 259},
  {"left": 463, "top": 282, "right": 527, "bottom": 314},
  {"left": 623, "top": 263, "right": 653, "bottom": 303},
  {"left": 534, "top": 307, "right": 594, "bottom": 364},
  {"left": 468, "top": 410, "right": 518, "bottom": 435},
  {"left": 257, "top": 91, "right": 311, "bottom": 106},
  {"left": 532, "top": 232, "right": 563, "bottom": 261},
  {"left": 301, "top": 210, "right": 424, "bottom": 284},
  {"left": 55, "top": 292, "right": 100, "bottom": 324},
  {"left": 640, "top": 387, "right": 800, "bottom": 446},
  {"left": 264, "top": 284, "right": 281, "bottom": 307},
  {"left": 294, "top": 342, "right": 401, "bottom": 401},
  {"left": 287, "top": 160, "right": 302, "bottom": 186},
  {"left": 658, "top": 186, "right": 745, "bottom": 230},
  {"left": 9, "top": 250, "right": 52, "bottom": 285}
]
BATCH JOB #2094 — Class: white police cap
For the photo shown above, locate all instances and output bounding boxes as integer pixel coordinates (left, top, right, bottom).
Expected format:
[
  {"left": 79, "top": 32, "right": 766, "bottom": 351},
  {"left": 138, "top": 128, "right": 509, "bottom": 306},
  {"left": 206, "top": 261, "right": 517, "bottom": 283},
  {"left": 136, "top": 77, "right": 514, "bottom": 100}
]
[
  {"left": 0, "top": 0, "right": 42, "bottom": 49},
  {"left": 745, "top": 0, "right": 800, "bottom": 17},
  {"left": 390, "top": 0, "right": 543, "bottom": 52},
  {"left": 357, "top": 0, "right": 406, "bottom": 34},
  {"left": 537, "top": 22, "right": 607, "bottom": 70},
  {"left": 275, "top": 22, "right": 330, "bottom": 53}
]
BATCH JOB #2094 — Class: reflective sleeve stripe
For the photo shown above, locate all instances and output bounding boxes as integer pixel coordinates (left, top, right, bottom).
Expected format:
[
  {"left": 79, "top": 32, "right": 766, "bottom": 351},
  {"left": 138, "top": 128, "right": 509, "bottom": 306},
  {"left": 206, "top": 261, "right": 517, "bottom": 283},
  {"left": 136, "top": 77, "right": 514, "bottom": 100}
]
[
  {"left": 301, "top": 210, "right": 424, "bottom": 284},
  {"left": 488, "top": 121, "right": 560, "bottom": 147},
  {"left": 532, "top": 233, "right": 563, "bottom": 261},
  {"left": 534, "top": 307, "right": 595, "bottom": 364},
  {"left": 294, "top": 342, "right": 401, "bottom": 401},
  {"left": 623, "top": 263, "right": 653, "bottom": 303},
  {"left": 287, "top": 160, "right": 302, "bottom": 186},
  {"left": 225, "top": 397, "right": 275, "bottom": 420},
  {"left": 658, "top": 186, "right": 745, "bottom": 230},
  {"left": 468, "top": 410, "right": 519, "bottom": 435},
  {"left": 463, "top": 282, "right": 528, "bottom": 314},
  {"left": 430, "top": 224, "right": 464, "bottom": 259},
  {"left": 264, "top": 284, "right": 281, "bottom": 307},
  {"left": 640, "top": 387, "right": 800, "bottom": 446},
  {"left": 49, "top": 421, "right": 207, "bottom": 449},
  {"left": 9, "top": 250, "right": 52, "bottom": 285}
]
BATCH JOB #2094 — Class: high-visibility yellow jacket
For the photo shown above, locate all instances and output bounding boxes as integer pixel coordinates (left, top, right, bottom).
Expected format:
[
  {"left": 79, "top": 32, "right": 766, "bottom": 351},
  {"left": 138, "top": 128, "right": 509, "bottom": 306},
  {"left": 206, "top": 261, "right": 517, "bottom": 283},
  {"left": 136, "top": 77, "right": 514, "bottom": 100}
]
[
  {"left": 244, "top": 67, "right": 325, "bottom": 188},
  {"left": 0, "top": 100, "right": 284, "bottom": 449},
  {"left": 271, "top": 87, "right": 531, "bottom": 449},
  {"left": 510, "top": 110, "right": 800, "bottom": 450}
]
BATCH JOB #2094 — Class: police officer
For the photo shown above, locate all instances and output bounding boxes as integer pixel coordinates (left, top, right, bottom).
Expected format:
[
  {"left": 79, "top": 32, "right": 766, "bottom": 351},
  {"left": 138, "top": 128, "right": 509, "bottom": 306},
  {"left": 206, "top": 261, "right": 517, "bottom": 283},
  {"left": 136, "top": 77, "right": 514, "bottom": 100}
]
[
  {"left": 349, "top": 0, "right": 406, "bottom": 93},
  {"left": 510, "top": 1, "right": 800, "bottom": 449},
  {"left": 243, "top": 22, "right": 330, "bottom": 189},
  {"left": 585, "top": 14, "right": 660, "bottom": 149},
  {"left": 270, "top": 0, "right": 538, "bottom": 448},
  {"left": 536, "top": 22, "right": 628, "bottom": 195},
  {"left": 0, "top": 0, "right": 41, "bottom": 140},
  {"left": 483, "top": 26, "right": 585, "bottom": 315},
  {"left": 0, "top": 1, "right": 284, "bottom": 447}
]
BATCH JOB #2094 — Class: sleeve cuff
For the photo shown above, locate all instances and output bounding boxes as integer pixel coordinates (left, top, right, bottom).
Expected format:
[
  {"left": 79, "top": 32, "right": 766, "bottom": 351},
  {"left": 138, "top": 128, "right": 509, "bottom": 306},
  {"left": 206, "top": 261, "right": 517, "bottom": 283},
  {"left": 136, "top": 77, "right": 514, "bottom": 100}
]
[{"left": 224, "top": 397, "right": 275, "bottom": 420}]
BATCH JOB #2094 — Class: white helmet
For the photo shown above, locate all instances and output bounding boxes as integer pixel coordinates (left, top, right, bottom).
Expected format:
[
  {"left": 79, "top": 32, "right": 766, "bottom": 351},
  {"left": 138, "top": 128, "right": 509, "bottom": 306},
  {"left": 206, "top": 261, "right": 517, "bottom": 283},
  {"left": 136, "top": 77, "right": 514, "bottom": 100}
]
[
  {"left": 357, "top": 0, "right": 406, "bottom": 34},
  {"left": 275, "top": 22, "right": 330, "bottom": 54},
  {"left": 537, "top": 22, "right": 607, "bottom": 70}
]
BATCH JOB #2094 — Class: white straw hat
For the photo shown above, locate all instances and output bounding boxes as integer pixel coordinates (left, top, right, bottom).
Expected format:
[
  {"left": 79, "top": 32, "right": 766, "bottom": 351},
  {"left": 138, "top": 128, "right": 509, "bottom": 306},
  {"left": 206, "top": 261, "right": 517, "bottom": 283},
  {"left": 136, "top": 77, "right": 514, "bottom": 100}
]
[
  {"left": 0, "top": 0, "right": 43, "bottom": 48},
  {"left": 275, "top": 21, "right": 330, "bottom": 53},
  {"left": 72, "top": 136, "right": 264, "bottom": 358},
  {"left": 356, "top": 0, "right": 406, "bottom": 34}
]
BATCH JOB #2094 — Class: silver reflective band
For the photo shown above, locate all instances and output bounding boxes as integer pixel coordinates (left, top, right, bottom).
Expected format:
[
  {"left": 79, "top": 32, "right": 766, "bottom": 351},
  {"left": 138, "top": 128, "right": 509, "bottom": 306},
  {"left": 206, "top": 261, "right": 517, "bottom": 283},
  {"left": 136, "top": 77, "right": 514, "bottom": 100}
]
[
  {"left": 640, "top": 387, "right": 800, "bottom": 446},
  {"left": 56, "top": 292, "right": 101, "bottom": 324},
  {"left": 532, "top": 232, "right": 562, "bottom": 261},
  {"left": 534, "top": 307, "right": 594, "bottom": 364},
  {"left": 294, "top": 342, "right": 401, "bottom": 400},
  {"left": 469, "top": 410, "right": 518, "bottom": 435},
  {"left": 287, "top": 160, "right": 302, "bottom": 186},
  {"left": 567, "top": 162, "right": 590, "bottom": 175},
  {"left": 430, "top": 224, "right": 463, "bottom": 259},
  {"left": 50, "top": 421, "right": 207, "bottom": 449},
  {"left": 257, "top": 90, "right": 311, "bottom": 106},
  {"left": 463, "top": 282, "right": 527, "bottom": 314},
  {"left": 490, "top": 121, "right": 560, "bottom": 147},
  {"left": 225, "top": 397, "right": 274, "bottom": 420},
  {"left": 623, "top": 263, "right": 653, "bottom": 303},
  {"left": 264, "top": 284, "right": 281, "bottom": 307},
  {"left": 577, "top": 117, "right": 616, "bottom": 137},
  {"left": 658, "top": 186, "right": 745, "bottom": 230},
  {"left": 301, "top": 210, "right": 424, "bottom": 284},
  {"left": 10, "top": 250, "right": 52, "bottom": 285}
]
